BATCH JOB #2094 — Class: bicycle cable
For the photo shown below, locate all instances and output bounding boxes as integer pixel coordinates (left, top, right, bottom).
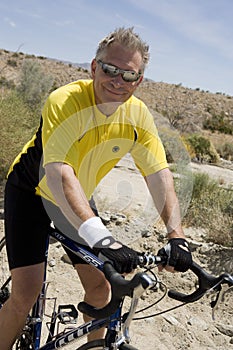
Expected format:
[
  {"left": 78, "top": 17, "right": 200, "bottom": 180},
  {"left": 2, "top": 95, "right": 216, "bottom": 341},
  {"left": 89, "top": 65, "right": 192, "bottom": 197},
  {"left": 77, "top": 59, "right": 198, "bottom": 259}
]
[
  {"left": 133, "top": 301, "right": 187, "bottom": 320},
  {"left": 133, "top": 267, "right": 187, "bottom": 321}
]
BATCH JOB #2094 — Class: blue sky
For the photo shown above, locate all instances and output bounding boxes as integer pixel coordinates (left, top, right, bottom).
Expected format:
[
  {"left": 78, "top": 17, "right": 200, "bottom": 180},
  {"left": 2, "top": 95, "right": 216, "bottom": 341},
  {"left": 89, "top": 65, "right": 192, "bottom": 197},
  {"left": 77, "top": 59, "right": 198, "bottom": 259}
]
[{"left": 1, "top": 0, "right": 233, "bottom": 95}]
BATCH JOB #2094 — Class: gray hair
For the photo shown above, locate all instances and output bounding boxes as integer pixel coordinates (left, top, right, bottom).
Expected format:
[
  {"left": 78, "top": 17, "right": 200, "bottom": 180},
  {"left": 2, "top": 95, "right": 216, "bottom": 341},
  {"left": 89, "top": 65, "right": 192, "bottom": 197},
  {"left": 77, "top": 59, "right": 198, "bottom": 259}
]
[{"left": 95, "top": 27, "right": 150, "bottom": 71}]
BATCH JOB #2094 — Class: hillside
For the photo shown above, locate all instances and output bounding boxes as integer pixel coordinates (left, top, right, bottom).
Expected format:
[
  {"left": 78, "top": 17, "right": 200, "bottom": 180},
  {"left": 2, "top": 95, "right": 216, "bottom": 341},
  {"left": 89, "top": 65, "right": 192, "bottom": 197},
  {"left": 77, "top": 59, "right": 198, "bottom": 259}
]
[{"left": 1, "top": 48, "right": 233, "bottom": 126}]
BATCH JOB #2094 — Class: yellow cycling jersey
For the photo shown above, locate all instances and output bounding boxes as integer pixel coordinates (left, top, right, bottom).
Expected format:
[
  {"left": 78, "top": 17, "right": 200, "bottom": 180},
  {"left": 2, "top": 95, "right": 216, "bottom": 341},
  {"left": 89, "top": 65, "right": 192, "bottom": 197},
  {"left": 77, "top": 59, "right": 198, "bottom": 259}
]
[{"left": 8, "top": 79, "right": 168, "bottom": 203}]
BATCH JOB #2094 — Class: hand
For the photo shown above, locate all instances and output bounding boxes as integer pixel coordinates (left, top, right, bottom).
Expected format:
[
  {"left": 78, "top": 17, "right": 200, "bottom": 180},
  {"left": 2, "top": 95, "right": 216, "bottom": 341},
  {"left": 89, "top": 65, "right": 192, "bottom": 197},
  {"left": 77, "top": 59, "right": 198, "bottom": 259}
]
[
  {"left": 157, "top": 238, "right": 192, "bottom": 272},
  {"left": 79, "top": 217, "right": 138, "bottom": 273},
  {"left": 98, "top": 242, "right": 139, "bottom": 274}
]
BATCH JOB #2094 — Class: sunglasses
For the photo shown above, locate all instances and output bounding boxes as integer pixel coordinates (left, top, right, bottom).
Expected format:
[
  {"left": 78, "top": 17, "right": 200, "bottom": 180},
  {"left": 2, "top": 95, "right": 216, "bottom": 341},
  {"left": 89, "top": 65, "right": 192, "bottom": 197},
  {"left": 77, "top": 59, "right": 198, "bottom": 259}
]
[{"left": 97, "top": 60, "right": 142, "bottom": 82}]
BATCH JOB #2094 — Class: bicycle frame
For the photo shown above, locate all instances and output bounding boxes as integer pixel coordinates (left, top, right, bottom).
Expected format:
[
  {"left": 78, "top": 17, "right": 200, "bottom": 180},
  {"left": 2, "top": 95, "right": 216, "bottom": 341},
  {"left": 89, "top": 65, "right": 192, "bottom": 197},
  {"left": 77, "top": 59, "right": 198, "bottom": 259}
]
[
  {"left": 25, "top": 228, "right": 140, "bottom": 349},
  {"left": 3, "top": 227, "right": 232, "bottom": 349}
]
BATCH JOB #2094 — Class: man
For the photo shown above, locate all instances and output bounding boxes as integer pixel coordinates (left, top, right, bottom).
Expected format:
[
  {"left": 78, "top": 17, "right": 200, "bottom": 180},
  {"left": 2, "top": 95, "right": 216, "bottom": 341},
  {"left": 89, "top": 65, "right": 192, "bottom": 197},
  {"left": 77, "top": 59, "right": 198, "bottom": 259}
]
[{"left": 0, "top": 27, "right": 192, "bottom": 349}]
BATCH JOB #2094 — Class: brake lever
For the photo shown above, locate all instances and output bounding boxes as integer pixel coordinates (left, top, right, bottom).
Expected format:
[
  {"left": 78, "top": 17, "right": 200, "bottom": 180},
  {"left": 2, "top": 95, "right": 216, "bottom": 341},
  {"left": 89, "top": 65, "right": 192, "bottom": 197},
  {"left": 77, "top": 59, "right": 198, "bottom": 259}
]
[
  {"left": 168, "top": 261, "right": 233, "bottom": 304},
  {"left": 211, "top": 285, "right": 233, "bottom": 321}
]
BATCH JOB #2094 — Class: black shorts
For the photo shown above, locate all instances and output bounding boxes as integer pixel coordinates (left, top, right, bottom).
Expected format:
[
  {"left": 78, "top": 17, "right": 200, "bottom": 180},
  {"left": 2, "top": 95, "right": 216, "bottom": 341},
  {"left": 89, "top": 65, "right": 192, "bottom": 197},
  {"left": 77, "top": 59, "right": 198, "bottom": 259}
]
[{"left": 4, "top": 181, "right": 97, "bottom": 270}]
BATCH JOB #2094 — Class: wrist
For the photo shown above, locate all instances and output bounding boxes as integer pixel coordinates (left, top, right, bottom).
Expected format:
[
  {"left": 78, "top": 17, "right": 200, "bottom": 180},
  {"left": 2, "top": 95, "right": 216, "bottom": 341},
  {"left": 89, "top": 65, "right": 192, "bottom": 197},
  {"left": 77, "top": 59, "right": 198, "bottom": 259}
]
[
  {"left": 78, "top": 216, "right": 114, "bottom": 248},
  {"left": 167, "top": 228, "right": 186, "bottom": 240}
]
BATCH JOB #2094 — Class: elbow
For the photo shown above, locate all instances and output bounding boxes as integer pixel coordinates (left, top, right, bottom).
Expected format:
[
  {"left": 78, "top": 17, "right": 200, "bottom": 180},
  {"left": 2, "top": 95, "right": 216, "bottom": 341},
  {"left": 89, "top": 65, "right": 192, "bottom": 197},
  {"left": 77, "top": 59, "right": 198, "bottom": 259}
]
[
  {"left": 146, "top": 168, "right": 174, "bottom": 186},
  {"left": 45, "top": 163, "right": 63, "bottom": 192},
  {"left": 45, "top": 162, "right": 75, "bottom": 192}
]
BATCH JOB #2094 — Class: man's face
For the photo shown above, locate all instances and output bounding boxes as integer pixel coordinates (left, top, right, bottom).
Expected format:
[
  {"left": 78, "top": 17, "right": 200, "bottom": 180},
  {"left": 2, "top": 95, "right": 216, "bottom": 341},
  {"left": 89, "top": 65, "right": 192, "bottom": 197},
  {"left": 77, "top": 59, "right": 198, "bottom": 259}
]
[{"left": 91, "top": 43, "right": 144, "bottom": 109}]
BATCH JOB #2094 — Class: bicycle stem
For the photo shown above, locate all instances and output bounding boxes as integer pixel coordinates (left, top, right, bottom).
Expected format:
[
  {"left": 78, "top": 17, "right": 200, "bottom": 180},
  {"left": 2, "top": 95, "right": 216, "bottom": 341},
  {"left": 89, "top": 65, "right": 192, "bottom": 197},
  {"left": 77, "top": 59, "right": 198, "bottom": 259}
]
[{"left": 118, "top": 274, "right": 156, "bottom": 346}]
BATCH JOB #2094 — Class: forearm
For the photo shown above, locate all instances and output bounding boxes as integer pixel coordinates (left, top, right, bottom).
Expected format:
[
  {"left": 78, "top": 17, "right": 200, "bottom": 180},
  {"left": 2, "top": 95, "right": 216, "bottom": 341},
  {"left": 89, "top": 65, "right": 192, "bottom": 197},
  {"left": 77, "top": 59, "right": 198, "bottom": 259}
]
[
  {"left": 45, "top": 162, "right": 95, "bottom": 228},
  {"left": 145, "top": 169, "right": 185, "bottom": 239}
]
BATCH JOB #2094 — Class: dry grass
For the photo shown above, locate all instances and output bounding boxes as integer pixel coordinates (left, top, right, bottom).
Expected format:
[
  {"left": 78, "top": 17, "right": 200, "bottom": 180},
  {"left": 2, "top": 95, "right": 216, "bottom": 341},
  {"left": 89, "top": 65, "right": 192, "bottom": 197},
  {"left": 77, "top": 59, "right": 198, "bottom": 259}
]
[{"left": 183, "top": 172, "right": 233, "bottom": 247}]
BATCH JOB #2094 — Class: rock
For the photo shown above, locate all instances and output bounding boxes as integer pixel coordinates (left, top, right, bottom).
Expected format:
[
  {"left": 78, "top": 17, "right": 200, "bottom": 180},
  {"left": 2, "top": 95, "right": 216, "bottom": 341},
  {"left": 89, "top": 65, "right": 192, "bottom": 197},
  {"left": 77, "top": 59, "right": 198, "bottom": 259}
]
[
  {"left": 162, "top": 314, "right": 180, "bottom": 326},
  {"left": 100, "top": 211, "right": 111, "bottom": 225},
  {"left": 188, "top": 240, "right": 203, "bottom": 251},
  {"left": 110, "top": 213, "right": 118, "bottom": 221},
  {"left": 61, "top": 254, "right": 72, "bottom": 265},
  {"left": 215, "top": 323, "right": 233, "bottom": 337},
  {"left": 141, "top": 229, "right": 152, "bottom": 238},
  {"left": 187, "top": 317, "right": 209, "bottom": 331},
  {"left": 115, "top": 214, "right": 127, "bottom": 225},
  {"left": 48, "top": 259, "right": 56, "bottom": 267},
  {"left": 198, "top": 243, "right": 215, "bottom": 254}
]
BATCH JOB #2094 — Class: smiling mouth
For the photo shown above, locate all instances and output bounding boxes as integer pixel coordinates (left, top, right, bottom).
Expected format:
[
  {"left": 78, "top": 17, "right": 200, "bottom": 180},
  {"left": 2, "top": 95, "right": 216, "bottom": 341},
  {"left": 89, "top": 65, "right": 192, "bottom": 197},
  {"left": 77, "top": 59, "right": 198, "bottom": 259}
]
[{"left": 105, "top": 86, "right": 127, "bottom": 96}]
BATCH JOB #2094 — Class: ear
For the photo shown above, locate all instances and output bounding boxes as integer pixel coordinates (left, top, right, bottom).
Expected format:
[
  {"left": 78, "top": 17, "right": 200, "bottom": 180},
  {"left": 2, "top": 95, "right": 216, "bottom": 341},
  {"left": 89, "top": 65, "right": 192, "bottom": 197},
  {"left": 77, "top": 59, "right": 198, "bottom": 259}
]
[{"left": 91, "top": 59, "right": 97, "bottom": 79}]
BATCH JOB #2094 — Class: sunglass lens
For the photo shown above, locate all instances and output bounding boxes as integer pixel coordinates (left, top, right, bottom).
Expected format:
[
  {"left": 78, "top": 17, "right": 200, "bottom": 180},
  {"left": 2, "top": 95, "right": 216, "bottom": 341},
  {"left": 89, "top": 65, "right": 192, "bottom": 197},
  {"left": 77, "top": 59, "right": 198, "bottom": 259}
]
[
  {"left": 122, "top": 71, "right": 138, "bottom": 82},
  {"left": 103, "top": 63, "right": 119, "bottom": 77}
]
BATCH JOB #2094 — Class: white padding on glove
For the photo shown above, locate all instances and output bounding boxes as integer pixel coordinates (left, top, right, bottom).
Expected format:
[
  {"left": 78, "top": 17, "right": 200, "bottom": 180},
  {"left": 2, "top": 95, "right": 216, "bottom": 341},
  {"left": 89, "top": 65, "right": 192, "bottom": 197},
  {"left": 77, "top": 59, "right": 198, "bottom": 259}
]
[{"left": 79, "top": 216, "right": 113, "bottom": 248}]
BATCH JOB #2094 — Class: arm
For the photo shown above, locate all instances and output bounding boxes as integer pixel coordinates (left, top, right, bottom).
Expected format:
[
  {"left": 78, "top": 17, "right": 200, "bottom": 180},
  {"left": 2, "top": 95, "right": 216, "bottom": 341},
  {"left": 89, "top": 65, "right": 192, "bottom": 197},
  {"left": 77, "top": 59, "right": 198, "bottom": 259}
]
[
  {"left": 145, "top": 168, "right": 185, "bottom": 239},
  {"left": 45, "top": 162, "right": 138, "bottom": 272},
  {"left": 45, "top": 162, "right": 95, "bottom": 226},
  {"left": 45, "top": 162, "right": 113, "bottom": 246},
  {"left": 145, "top": 168, "right": 192, "bottom": 272}
]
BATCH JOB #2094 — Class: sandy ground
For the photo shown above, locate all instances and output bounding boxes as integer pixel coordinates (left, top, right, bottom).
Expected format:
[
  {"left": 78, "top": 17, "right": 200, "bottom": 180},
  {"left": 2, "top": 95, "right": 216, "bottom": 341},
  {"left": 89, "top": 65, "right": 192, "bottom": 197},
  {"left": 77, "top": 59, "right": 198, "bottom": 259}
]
[{"left": 0, "top": 157, "right": 233, "bottom": 349}]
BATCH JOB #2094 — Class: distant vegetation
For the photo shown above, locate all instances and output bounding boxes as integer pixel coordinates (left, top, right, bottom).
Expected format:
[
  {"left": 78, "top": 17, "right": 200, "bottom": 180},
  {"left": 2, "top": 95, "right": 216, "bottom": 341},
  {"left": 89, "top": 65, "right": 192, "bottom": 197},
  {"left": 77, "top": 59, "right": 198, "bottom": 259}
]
[
  {"left": 203, "top": 111, "right": 233, "bottom": 135},
  {"left": 0, "top": 60, "right": 53, "bottom": 182},
  {"left": 183, "top": 134, "right": 220, "bottom": 163},
  {"left": 216, "top": 142, "right": 233, "bottom": 161},
  {"left": 0, "top": 90, "right": 39, "bottom": 180},
  {"left": 17, "top": 60, "right": 53, "bottom": 109}
]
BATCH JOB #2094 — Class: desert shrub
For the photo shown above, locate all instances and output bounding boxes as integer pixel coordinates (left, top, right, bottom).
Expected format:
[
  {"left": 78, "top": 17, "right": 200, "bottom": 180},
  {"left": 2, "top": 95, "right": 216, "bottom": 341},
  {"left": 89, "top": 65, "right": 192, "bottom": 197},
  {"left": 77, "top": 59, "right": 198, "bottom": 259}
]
[
  {"left": 1, "top": 61, "right": 53, "bottom": 184},
  {"left": 224, "top": 198, "right": 233, "bottom": 217},
  {"left": 159, "top": 129, "right": 190, "bottom": 164},
  {"left": 0, "top": 91, "right": 39, "bottom": 183},
  {"left": 17, "top": 60, "right": 53, "bottom": 109},
  {"left": 12, "top": 52, "right": 19, "bottom": 58},
  {"left": 7, "top": 59, "right": 17, "bottom": 67},
  {"left": 216, "top": 142, "right": 233, "bottom": 161},
  {"left": 203, "top": 112, "right": 233, "bottom": 135},
  {"left": 184, "top": 134, "right": 219, "bottom": 163},
  {"left": 25, "top": 54, "right": 35, "bottom": 59},
  {"left": 0, "top": 76, "right": 15, "bottom": 89},
  {"left": 181, "top": 136, "right": 196, "bottom": 160},
  {"left": 183, "top": 173, "right": 233, "bottom": 247}
]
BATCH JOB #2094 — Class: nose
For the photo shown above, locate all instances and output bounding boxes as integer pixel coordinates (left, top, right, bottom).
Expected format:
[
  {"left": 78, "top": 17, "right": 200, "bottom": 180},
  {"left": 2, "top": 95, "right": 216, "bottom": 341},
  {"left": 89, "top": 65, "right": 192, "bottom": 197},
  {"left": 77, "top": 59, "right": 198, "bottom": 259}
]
[{"left": 111, "top": 74, "right": 125, "bottom": 87}]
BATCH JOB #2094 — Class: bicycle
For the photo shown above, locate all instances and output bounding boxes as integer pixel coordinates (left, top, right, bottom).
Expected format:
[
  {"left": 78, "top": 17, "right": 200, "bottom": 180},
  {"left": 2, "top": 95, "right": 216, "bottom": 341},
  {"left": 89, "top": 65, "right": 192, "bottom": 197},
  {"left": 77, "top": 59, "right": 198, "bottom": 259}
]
[{"left": 0, "top": 227, "right": 233, "bottom": 350}]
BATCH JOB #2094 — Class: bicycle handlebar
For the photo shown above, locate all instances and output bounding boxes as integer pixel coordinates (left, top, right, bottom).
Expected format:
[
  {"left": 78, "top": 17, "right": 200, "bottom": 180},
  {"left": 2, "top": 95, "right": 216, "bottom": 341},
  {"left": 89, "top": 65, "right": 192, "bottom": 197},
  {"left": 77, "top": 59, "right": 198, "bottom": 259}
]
[
  {"left": 78, "top": 254, "right": 233, "bottom": 319},
  {"left": 168, "top": 261, "right": 233, "bottom": 303},
  {"left": 78, "top": 262, "right": 154, "bottom": 319}
]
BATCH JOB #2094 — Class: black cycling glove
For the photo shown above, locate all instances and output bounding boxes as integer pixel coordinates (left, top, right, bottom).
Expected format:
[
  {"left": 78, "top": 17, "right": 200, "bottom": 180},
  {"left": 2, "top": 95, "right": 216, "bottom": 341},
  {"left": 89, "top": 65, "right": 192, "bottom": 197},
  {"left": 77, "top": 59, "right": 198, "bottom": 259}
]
[
  {"left": 157, "top": 238, "right": 192, "bottom": 272},
  {"left": 78, "top": 216, "right": 138, "bottom": 273},
  {"left": 98, "top": 244, "right": 139, "bottom": 274}
]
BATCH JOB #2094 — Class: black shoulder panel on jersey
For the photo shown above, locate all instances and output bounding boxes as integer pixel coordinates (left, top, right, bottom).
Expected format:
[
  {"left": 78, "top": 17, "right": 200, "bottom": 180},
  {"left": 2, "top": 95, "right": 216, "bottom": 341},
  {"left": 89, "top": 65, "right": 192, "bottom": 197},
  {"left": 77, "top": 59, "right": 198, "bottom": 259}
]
[{"left": 7, "top": 117, "right": 45, "bottom": 192}]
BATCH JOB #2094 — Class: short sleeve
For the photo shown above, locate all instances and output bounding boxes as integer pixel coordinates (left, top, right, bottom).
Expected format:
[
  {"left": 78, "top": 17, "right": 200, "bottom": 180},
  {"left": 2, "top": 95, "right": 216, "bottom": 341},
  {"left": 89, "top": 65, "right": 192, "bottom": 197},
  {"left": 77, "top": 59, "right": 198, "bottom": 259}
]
[{"left": 130, "top": 108, "right": 168, "bottom": 176}]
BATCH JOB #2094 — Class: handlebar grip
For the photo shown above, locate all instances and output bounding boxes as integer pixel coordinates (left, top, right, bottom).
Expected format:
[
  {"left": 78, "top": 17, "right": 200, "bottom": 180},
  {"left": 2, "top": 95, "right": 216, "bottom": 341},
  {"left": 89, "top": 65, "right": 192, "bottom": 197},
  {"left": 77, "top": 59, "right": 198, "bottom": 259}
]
[
  {"left": 78, "top": 262, "right": 152, "bottom": 319},
  {"left": 168, "top": 261, "right": 225, "bottom": 303}
]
